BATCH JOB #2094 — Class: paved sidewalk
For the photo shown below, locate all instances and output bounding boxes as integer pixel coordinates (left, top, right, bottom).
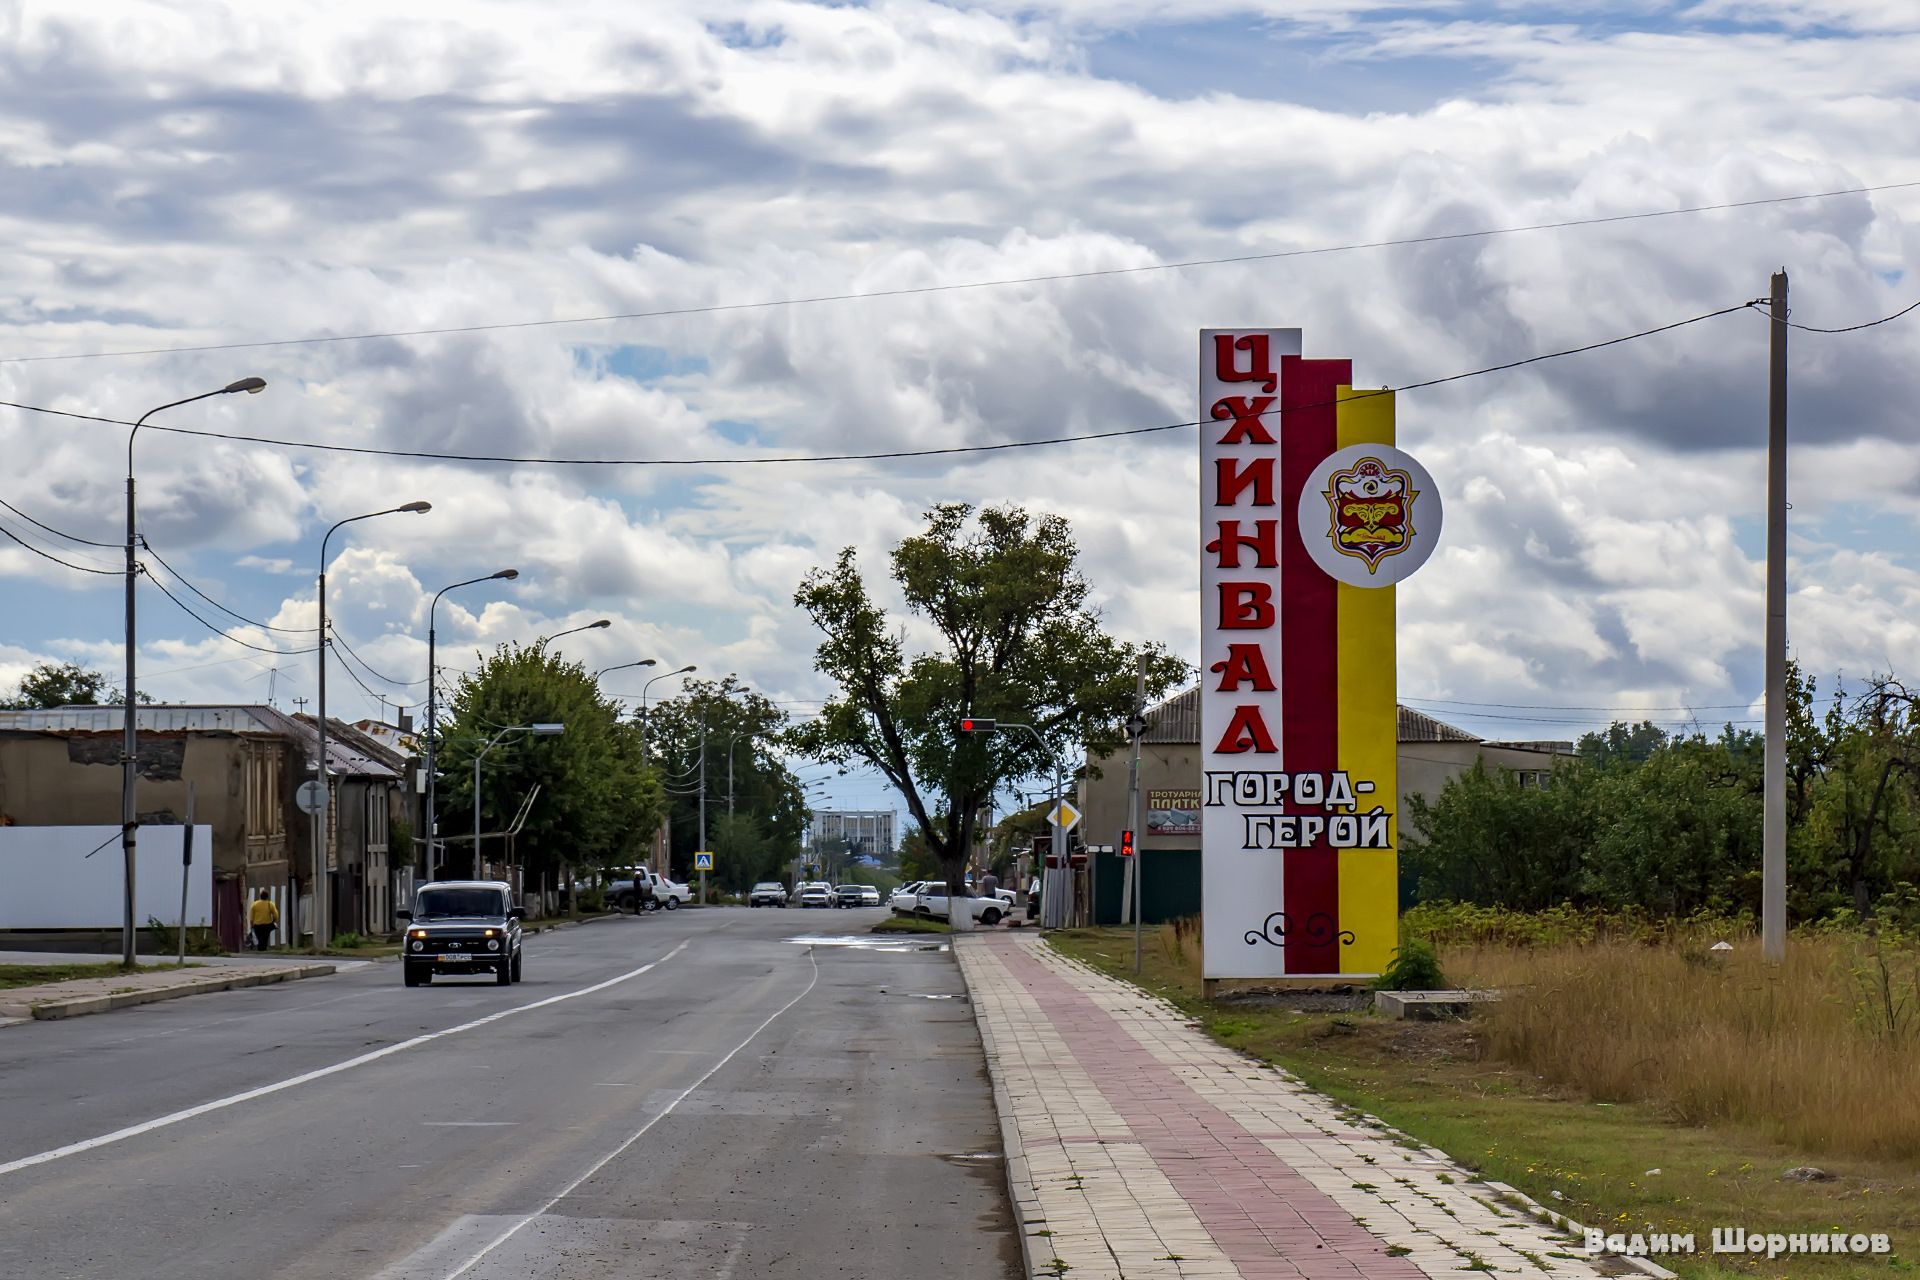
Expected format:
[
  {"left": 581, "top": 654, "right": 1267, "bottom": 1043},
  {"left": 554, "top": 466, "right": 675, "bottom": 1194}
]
[
  {"left": 957, "top": 932, "right": 1650, "bottom": 1280},
  {"left": 0, "top": 960, "right": 343, "bottom": 1023}
]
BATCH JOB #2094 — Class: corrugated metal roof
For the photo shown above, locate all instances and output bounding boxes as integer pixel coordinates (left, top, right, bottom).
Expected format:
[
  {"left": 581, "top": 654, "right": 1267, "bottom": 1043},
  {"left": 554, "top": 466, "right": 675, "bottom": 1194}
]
[
  {"left": 1397, "top": 705, "right": 1481, "bottom": 743},
  {"left": 1129, "top": 687, "right": 1481, "bottom": 745},
  {"left": 0, "top": 704, "right": 399, "bottom": 779},
  {"left": 0, "top": 704, "right": 296, "bottom": 734},
  {"left": 1140, "top": 686, "right": 1200, "bottom": 743}
]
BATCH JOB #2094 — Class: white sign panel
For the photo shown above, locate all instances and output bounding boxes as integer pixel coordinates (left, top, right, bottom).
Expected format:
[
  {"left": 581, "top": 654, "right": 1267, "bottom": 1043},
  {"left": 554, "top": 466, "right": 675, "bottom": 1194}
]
[{"left": 0, "top": 826, "right": 214, "bottom": 929}]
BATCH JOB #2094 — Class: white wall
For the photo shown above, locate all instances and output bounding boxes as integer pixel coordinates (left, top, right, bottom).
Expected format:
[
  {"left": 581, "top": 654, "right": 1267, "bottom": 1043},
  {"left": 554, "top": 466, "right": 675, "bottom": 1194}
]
[{"left": 0, "top": 826, "right": 214, "bottom": 929}]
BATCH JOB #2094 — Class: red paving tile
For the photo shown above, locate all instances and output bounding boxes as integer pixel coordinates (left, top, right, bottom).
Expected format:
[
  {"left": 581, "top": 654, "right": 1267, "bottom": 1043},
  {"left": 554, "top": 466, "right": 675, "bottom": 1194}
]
[{"left": 990, "top": 937, "right": 1425, "bottom": 1280}]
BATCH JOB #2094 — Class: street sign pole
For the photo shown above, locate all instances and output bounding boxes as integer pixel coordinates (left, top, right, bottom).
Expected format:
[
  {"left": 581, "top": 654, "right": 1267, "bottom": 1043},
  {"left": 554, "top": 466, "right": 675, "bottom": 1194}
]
[{"left": 178, "top": 781, "right": 195, "bottom": 967}]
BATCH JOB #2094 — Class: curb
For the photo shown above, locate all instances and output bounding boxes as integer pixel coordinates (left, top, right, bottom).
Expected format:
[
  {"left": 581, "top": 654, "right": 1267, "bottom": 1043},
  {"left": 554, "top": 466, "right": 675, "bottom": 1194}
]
[
  {"left": 951, "top": 934, "right": 1046, "bottom": 1280},
  {"left": 3, "top": 963, "right": 337, "bottom": 1023}
]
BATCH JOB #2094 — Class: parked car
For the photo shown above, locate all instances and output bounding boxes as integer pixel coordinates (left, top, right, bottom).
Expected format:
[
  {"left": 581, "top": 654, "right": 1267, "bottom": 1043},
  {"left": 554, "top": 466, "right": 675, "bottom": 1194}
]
[
  {"left": 795, "top": 881, "right": 834, "bottom": 908},
  {"left": 749, "top": 881, "right": 789, "bottom": 907},
  {"left": 399, "top": 880, "right": 524, "bottom": 986},
  {"left": 888, "top": 881, "right": 927, "bottom": 915},
  {"left": 650, "top": 871, "right": 694, "bottom": 908},
  {"left": 913, "top": 885, "right": 1006, "bottom": 927},
  {"left": 835, "top": 884, "right": 881, "bottom": 908}
]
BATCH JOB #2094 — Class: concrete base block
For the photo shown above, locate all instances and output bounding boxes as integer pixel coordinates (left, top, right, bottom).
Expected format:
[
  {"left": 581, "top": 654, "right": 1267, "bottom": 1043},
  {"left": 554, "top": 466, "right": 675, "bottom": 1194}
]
[{"left": 1373, "top": 989, "right": 1500, "bottom": 1020}]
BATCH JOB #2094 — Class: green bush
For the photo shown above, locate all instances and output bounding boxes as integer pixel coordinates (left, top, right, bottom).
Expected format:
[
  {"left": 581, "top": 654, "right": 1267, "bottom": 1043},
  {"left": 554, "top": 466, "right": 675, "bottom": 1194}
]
[
  {"left": 1372, "top": 938, "right": 1447, "bottom": 991},
  {"left": 578, "top": 885, "right": 607, "bottom": 913}
]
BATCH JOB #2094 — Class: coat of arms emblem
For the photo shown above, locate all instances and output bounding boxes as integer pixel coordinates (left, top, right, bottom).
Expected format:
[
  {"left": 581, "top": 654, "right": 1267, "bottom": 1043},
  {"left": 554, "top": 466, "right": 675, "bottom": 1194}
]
[{"left": 1322, "top": 457, "right": 1416, "bottom": 573}]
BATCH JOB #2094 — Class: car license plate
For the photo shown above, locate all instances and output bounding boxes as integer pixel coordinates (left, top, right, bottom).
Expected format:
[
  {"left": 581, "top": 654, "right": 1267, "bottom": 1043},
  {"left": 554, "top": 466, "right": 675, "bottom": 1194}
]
[{"left": 438, "top": 954, "right": 468, "bottom": 962}]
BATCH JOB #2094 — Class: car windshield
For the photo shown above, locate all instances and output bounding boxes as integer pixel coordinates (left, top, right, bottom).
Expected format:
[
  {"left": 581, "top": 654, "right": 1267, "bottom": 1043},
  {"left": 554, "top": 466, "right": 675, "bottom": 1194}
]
[
  {"left": 753, "top": 883, "right": 782, "bottom": 891},
  {"left": 415, "top": 887, "right": 506, "bottom": 918}
]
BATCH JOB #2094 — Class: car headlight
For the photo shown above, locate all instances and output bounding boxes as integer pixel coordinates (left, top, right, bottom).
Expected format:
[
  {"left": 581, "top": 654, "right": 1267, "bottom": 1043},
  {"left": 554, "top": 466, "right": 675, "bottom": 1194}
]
[
  {"left": 487, "top": 939, "right": 500, "bottom": 951},
  {"left": 409, "top": 940, "right": 423, "bottom": 952}
]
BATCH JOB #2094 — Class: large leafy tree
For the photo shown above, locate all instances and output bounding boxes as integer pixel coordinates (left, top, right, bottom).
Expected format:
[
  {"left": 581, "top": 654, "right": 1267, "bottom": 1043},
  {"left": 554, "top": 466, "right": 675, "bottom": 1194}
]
[
  {"left": 1, "top": 661, "right": 144, "bottom": 708},
  {"left": 644, "top": 677, "right": 807, "bottom": 892},
  {"left": 789, "top": 503, "right": 1186, "bottom": 903},
  {"left": 437, "top": 643, "right": 663, "bottom": 883}
]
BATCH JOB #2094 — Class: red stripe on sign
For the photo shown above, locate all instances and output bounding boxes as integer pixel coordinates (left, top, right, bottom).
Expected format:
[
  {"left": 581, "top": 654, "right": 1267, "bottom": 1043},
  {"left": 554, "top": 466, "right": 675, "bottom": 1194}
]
[{"left": 1280, "top": 355, "right": 1349, "bottom": 974}]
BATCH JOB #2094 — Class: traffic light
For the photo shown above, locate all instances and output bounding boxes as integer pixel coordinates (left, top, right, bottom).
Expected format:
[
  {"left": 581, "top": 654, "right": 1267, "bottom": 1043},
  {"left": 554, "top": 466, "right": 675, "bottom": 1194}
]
[
  {"left": 959, "top": 718, "right": 997, "bottom": 733},
  {"left": 1120, "top": 829, "right": 1135, "bottom": 858}
]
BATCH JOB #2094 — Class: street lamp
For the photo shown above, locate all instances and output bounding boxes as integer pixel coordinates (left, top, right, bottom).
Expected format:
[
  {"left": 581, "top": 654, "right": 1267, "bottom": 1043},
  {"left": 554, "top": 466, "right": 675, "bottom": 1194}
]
[
  {"left": 120, "top": 376, "right": 265, "bottom": 966},
  {"left": 637, "top": 664, "right": 695, "bottom": 764},
  {"left": 539, "top": 618, "right": 611, "bottom": 646},
  {"left": 593, "top": 658, "right": 657, "bottom": 681},
  {"left": 311, "top": 500, "right": 431, "bottom": 947},
  {"left": 425, "top": 569, "right": 519, "bottom": 880},
  {"left": 474, "top": 723, "right": 564, "bottom": 856},
  {"left": 959, "top": 718, "right": 1065, "bottom": 929}
]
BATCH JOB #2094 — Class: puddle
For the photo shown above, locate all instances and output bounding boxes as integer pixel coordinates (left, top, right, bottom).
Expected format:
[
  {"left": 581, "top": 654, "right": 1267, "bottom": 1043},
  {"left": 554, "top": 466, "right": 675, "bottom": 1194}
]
[
  {"left": 784, "top": 935, "right": 949, "bottom": 953},
  {"left": 905, "top": 993, "right": 967, "bottom": 1000}
]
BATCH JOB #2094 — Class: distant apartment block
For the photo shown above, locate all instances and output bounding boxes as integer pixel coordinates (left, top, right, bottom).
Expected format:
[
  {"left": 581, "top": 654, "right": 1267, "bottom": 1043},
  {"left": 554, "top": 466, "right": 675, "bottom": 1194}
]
[{"left": 809, "top": 809, "right": 897, "bottom": 856}]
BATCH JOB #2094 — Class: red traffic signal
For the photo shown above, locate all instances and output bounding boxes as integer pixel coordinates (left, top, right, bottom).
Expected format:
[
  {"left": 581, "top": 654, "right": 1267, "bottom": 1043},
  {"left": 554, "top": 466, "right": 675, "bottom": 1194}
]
[
  {"left": 1119, "top": 829, "right": 1135, "bottom": 858},
  {"left": 959, "top": 718, "right": 997, "bottom": 733}
]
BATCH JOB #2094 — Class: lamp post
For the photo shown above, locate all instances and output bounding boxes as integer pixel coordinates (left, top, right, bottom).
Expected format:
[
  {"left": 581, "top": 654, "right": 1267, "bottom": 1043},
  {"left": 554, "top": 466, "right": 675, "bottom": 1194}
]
[
  {"left": 539, "top": 618, "right": 611, "bottom": 647},
  {"left": 120, "top": 376, "right": 266, "bottom": 966},
  {"left": 959, "top": 718, "right": 1065, "bottom": 929},
  {"left": 636, "top": 664, "right": 695, "bottom": 764},
  {"left": 474, "top": 723, "right": 564, "bottom": 860},
  {"left": 311, "top": 501, "right": 431, "bottom": 947},
  {"left": 425, "top": 569, "right": 519, "bottom": 881}
]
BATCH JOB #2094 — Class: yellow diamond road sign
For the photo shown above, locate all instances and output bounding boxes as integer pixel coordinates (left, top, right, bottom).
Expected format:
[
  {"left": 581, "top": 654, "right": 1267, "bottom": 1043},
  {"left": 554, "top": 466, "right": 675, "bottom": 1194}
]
[{"left": 1048, "top": 801, "right": 1082, "bottom": 833}]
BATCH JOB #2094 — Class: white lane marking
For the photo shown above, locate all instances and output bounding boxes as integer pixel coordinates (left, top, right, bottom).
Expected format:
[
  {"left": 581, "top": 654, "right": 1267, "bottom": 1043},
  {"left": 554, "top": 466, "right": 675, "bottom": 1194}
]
[
  {"left": 422, "top": 1122, "right": 518, "bottom": 1127},
  {"left": 0, "top": 941, "right": 690, "bottom": 1179},
  {"left": 442, "top": 946, "right": 822, "bottom": 1280}
]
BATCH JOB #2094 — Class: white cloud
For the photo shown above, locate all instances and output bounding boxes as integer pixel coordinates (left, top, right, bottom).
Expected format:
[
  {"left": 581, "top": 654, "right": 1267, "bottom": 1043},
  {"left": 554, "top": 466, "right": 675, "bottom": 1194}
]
[{"left": 0, "top": 0, "right": 1915, "bottom": 750}]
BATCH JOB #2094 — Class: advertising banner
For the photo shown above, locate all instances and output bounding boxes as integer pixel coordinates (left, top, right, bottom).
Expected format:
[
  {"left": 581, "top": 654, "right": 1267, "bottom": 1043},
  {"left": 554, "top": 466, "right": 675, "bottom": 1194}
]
[
  {"left": 1198, "top": 330, "right": 1441, "bottom": 979},
  {"left": 1146, "top": 789, "right": 1201, "bottom": 837}
]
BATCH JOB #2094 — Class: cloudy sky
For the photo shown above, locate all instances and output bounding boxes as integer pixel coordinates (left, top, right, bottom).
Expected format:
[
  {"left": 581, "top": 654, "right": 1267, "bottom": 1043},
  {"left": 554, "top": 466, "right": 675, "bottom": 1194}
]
[{"left": 1, "top": 0, "right": 1916, "bottom": 811}]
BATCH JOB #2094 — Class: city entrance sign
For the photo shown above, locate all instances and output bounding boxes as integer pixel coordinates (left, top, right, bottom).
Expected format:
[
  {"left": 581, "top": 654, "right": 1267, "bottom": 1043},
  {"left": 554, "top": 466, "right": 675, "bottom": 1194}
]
[{"left": 1198, "top": 330, "right": 1443, "bottom": 982}]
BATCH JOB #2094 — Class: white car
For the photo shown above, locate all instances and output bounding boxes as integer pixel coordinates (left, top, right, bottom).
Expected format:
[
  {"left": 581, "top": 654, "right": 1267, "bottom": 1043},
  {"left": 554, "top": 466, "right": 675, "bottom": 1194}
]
[
  {"left": 835, "top": 884, "right": 881, "bottom": 908},
  {"left": 889, "top": 881, "right": 928, "bottom": 914},
  {"left": 910, "top": 885, "right": 1008, "bottom": 927},
  {"left": 650, "top": 872, "right": 694, "bottom": 908},
  {"left": 795, "top": 881, "right": 835, "bottom": 908}
]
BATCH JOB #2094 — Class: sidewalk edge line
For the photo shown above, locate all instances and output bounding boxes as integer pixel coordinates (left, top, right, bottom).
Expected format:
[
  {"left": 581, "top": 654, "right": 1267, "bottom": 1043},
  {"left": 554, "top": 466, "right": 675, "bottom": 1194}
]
[{"left": 953, "top": 934, "right": 1045, "bottom": 1280}]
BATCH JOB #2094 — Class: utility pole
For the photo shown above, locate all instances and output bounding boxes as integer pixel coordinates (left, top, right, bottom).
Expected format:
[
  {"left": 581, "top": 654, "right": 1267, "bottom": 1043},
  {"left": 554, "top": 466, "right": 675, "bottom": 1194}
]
[
  {"left": 1128, "top": 657, "right": 1146, "bottom": 972},
  {"left": 698, "top": 714, "right": 708, "bottom": 905},
  {"left": 1763, "top": 270, "right": 1789, "bottom": 964}
]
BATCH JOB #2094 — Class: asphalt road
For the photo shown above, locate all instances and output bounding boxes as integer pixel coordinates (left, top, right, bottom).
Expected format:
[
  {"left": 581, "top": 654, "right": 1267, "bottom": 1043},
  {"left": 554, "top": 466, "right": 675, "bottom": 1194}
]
[{"left": 0, "top": 907, "right": 1020, "bottom": 1280}]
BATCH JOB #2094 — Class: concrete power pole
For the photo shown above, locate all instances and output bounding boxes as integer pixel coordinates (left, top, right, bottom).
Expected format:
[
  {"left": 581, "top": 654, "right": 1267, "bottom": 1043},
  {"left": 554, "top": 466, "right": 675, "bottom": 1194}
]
[
  {"left": 1128, "top": 656, "right": 1145, "bottom": 972},
  {"left": 1763, "top": 270, "right": 1789, "bottom": 964}
]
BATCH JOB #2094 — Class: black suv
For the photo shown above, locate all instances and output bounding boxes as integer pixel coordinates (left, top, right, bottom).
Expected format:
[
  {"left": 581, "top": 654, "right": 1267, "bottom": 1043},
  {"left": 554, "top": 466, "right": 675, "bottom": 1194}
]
[{"left": 399, "top": 880, "right": 524, "bottom": 986}]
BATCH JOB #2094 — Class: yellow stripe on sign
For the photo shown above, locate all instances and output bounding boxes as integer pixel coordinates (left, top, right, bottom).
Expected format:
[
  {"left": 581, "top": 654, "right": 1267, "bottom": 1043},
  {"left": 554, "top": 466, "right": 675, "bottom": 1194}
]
[{"left": 1335, "top": 385, "right": 1398, "bottom": 975}]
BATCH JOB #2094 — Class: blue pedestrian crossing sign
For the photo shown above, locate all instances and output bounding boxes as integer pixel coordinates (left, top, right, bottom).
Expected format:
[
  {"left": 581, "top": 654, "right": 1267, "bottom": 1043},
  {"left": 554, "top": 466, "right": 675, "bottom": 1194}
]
[{"left": 694, "top": 851, "right": 713, "bottom": 871}]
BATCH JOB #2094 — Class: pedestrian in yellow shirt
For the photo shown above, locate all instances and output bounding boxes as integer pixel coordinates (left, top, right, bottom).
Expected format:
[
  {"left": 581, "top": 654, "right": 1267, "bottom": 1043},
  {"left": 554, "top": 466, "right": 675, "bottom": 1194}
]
[{"left": 248, "top": 891, "right": 279, "bottom": 951}]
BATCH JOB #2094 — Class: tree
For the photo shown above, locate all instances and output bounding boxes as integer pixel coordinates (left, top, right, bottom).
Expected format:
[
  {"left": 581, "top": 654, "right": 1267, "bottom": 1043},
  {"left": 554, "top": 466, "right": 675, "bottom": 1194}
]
[
  {"left": 437, "top": 643, "right": 664, "bottom": 886},
  {"left": 1, "top": 661, "right": 142, "bottom": 709},
  {"left": 789, "top": 503, "right": 1186, "bottom": 904},
  {"left": 644, "top": 678, "right": 807, "bottom": 893}
]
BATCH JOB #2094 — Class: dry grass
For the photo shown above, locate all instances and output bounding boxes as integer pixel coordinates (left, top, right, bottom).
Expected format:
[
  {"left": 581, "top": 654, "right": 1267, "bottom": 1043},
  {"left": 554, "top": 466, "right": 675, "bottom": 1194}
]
[
  {"left": 1454, "top": 934, "right": 1920, "bottom": 1161},
  {"left": 1054, "top": 924, "right": 1920, "bottom": 1277}
]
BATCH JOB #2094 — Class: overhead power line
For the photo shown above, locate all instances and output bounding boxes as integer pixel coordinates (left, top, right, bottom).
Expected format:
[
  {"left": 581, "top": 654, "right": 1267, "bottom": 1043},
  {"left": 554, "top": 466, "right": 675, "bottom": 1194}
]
[
  {"left": 3, "top": 179, "right": 1916, "bottom": 367},
  {"left": 142, "top": 567, "right": 319, "bottom": 655},
  {"left": 140, "top": 539, "right": 311, "bottom": 635},
  {"left": 1403, "top": 696, "right": 1756, "bottom": 713},
  {"left": 0, "top": 495, "right": 116, "bottom": 547},
  {"left": 0, "top": 299, "right": 1769, "bottom": 468},
  {"left": 330, "top": 626, "right": 427, "bottom": 687},
  {"left": 0, "top": 518, "right": 119, "bottom": 574}
]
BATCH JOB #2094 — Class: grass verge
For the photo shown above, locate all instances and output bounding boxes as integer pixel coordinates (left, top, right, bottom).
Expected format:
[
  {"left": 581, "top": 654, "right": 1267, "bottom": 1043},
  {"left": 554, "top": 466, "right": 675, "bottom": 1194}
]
[
  {"left": 0, "top": 962, "right": 195, "bottom": 989},
  {"left": 873, "top": 916, "right": 950, "bottom": 934},
  {"left": 1049, "top": 926, "right": 1920, "bottom": 1278}
]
